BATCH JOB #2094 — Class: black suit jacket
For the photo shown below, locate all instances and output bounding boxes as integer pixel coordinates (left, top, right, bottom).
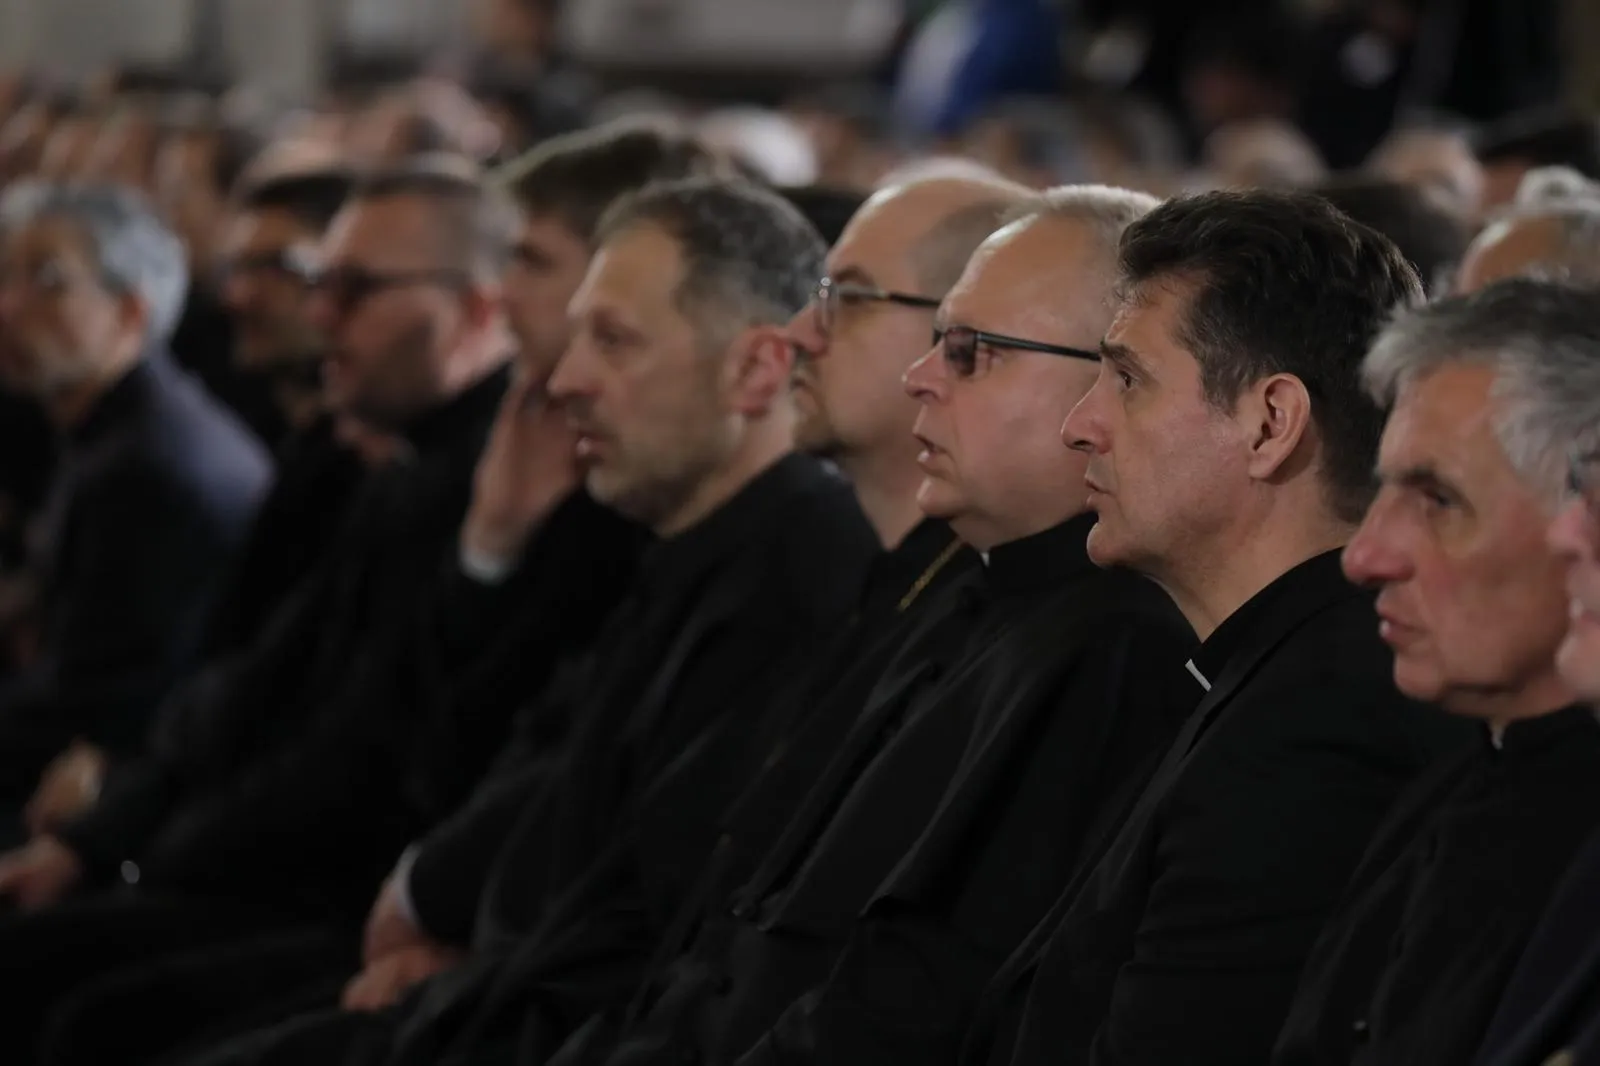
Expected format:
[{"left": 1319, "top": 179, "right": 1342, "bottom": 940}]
[
  {"left": 1476, "top": 824, "right": 1600, "bottom": 1066},
  {"left": 0, "top": 355, "right": 271, "bottom": 797},
  {"left": 961, "top": 551, "right": 1470, "bottom": 1066}
]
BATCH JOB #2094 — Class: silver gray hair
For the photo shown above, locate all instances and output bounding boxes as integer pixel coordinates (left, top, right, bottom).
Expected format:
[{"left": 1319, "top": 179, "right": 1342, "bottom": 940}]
[
  {"left": 1363, "top": 278, "right": 1600, "bottom": 503},
  {"left": 0, "top": 182, "right": 189, "bottom": 343},
  {"left": 1004, "top": 183, "right": 1163, "bottom": 249}
]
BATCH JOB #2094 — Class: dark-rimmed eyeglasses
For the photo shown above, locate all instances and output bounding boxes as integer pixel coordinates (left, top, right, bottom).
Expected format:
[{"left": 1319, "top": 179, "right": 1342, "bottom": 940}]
[
  {"left": 932, "top": 324, "right": 1101, "bottom": 378},
  {"left": 214, "top": 247, "right": 318, "bottom": 289},
  {"left": 813, "top": 276, "right": 940, "bottom": 336},
  {"left": 305, "top": 264, "right": 475, "bottom": 318}
]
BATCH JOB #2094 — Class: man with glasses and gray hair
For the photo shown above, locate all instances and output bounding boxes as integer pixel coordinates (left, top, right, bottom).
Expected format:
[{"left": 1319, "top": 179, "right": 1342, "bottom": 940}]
[
  {"left": 1271, "top": 278, "right": 1600, "bottom": 1066},
  {"left": 0, "top": 182, "right": 270, "bottom": 826}
]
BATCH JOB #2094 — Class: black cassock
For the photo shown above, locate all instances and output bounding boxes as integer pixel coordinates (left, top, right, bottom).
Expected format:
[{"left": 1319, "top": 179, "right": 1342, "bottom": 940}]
[
  {"left": 1476, "top": 820, "right": 1600, "bottom": 1066},
  {"left": 1273, "top": 705, "right": 1600, "bottom": 1066},
  {"left": 174, "top": 452, "right": 881, "bottom": 1066},
  {"left": 961, "top": 551, "right": 1472, "bottom": 1066},
  {"left": 590, "top": 513, "right": 1196, "bottom": 1066}
]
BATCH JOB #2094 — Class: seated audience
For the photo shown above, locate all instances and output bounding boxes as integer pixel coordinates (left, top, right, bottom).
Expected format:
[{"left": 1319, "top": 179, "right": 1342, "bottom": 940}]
[
  {"left": 0, "top": 182, "right": 270, "bottom": 808},
  {"left": 1475, "top": 108, "right": 1600, "bottom": 211},
  {"left": 168, "top": 177, "right": 880, "bottom": 1066},
  {"left": 1456, "top": 169, "right": 1600, "bottom": 292},
  {"left": 1367, "top": 127, "right": 1488, "bottom": 225},
  {"left": 961, "top": 189, "right": 1469, "bottom": 1066},
  {"left": 0, "top": 162, "right": 521, "bottom": 1060},
  {"left": 1271, "top": 279, "right": 1600, "bottom": 1066}
]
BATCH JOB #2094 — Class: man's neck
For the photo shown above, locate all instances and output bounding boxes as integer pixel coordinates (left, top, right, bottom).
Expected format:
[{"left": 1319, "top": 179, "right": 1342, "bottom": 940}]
[
  {"left": 655, "top": 424, "right": 794, "bottom": 539},
  {"left": 955, "top": 504, "right": 1084, "bottom": 556},
  {"left": 1478, "top": 675, "right": 1579, "bottom": 738},
  {"left": 835, "top": 445, "right": 927, "bottom": 550},
  {"left": 1160, "top": 510, "right": 1353, "bottom": 641}
]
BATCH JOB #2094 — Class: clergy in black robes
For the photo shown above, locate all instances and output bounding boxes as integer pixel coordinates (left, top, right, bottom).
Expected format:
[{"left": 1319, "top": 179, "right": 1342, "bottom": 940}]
[
  {"left": 161, "top": 177, "right": 881, "bottom": 1066},
  {"left": 564, "top": 185, "right": 1193, "bottom": 1066},
  {"left": 1471, "top": 306, "right": 1600, "bottom": 1066},
  {"left": 960, "top": 189, "right": 1470, "bottom": 1066},
  {"left": 0, "top": 163, "right": 542, "bottom": 1059},
  {"left": 1272, "top": 283, "right": 1600, "bottom": 1066}
]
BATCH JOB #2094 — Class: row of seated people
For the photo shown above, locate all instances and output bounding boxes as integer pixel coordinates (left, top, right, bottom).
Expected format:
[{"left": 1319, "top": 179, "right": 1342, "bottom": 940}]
[{"left": 0, "top": 118, "right": 1593, "bottom": 1066}]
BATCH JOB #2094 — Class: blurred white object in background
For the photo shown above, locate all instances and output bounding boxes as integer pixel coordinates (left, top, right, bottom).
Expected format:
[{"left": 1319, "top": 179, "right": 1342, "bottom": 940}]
[{"left": 697, "top": 108, "right": 818, "bottom": 186}]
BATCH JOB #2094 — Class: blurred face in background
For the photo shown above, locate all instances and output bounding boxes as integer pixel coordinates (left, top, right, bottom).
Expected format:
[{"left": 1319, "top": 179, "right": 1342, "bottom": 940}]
[
  {"left": 218, "top": 206, "right": 325, "bottom": 376},
  {"left": 1547, "top": 451, "right": 1600, "bottom": 703},
  {"left": 88, "top": 109, "right": 161, "bottom": 192},
  {"left": 307, "top": 194, "right": 479, "bottom": 429},
  {"left": 155, "top": 131, "right": 229, "bottom": 273},
  {"left": 502, "top": 213, "right": 591, "bottom": 380},
  {"left": 0, "top": 102, "right": 61, "bottom": 181},
  {"left": 0, "top": 217, "right": 142, "bottom": 399},
  {"left": 37, "top": 114, "right": 102, "bottom": 181}
]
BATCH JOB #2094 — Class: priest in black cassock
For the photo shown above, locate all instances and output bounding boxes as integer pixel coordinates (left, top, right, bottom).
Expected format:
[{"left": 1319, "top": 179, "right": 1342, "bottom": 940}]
[
  {"left": 165, "top": 176, "right": 881, "bottom": 1066},
  {"left": 1473, "top": 317, "right": 1600, "bottom": 1066},
  {"left": 958, "top": 189, "right": 1471, "bottom": 1066},
  {"left": 1269, "top": 281, "right": 1600, "bottom": 1066},
  {"left": 582, "top": 184, "right": 1200, "bottom": 1066}
]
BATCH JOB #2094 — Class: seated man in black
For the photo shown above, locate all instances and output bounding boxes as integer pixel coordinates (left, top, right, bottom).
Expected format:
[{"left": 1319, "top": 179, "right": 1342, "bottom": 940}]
[
  {"left": 959, "top": 190, "right": 1470, "bottom": 1066},
  {"left": 170, "top": 177, "right": 880, "bottom": 1066},
  {"left": 1474, "top": 289, "right": 1600, "bottom": 1066},
  {"left": 0, "top": 182, "right": 271, "bottom": 811},
  {"left": 1271, "top": 281, "right": 1600, "bottom": 1066},
  {"left": 0, "top": 163, "right": 529, "bottom": 1056},
  {"left": 19, "top": 164, "right": 368, "bottom": 841}
]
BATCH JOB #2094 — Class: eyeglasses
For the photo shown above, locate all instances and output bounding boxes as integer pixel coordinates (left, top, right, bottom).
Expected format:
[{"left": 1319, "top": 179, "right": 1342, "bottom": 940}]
[
  {"left": 1567, "top": 444, "right": 1600, "bottom": 521},
  {"left": 932, "top": 324, "right": 1101, "bottom": 378},
  {"left": 215, "top": 247, "right": 318, "bottom": 288},
  {"left": 813, "top": 276, "right": 940, "bottom": 336},
  {"left": 304, "top": 264, "right": 475, "bottom": 318}
]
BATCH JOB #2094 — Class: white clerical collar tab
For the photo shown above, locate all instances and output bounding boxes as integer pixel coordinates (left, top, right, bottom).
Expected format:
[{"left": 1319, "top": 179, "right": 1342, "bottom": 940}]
[{"left": 1185, "top": 659, "right": 1212, "bottom": 692}]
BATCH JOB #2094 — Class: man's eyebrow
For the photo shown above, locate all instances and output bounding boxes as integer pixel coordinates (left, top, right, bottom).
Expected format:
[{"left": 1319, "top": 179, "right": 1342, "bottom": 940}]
[
  {"left": 830, "top": 265, "right": 876, "bottom": 288},
  {"left": 1099, "top": 340, "right": 1150, "bottom": 376},
  {"left": 1385, "top": 463, "right": 1458, "bottom": 496}
]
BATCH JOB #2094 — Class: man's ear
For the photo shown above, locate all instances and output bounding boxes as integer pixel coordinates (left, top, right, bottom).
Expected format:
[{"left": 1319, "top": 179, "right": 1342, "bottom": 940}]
[
  {"left": 1239, "top": 372, "right": 1314, "bottom": 483},
  {"left": 726, "top": 324, "right": 795, "bottom": 416},
  {"left": 117, "top": 291, "right": 151, "bottom": 349}
]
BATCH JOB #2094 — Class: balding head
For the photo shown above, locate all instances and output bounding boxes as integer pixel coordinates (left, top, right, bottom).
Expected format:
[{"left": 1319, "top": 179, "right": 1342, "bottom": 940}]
[
  {"left": 789, "top": 174, "right": 1029, "bottom": 467},
  {"left": 1457, "top": 209, "right": 1600, "bottom": 293}
]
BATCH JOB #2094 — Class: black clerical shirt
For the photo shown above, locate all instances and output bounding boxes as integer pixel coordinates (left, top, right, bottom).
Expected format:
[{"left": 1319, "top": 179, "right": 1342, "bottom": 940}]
[
  {"left": 1273, "top": 704, "right": 1600, "bottom": 1066},
  {"left": 598, "top": 514, "right": 1194, "bottom": 1066},
  {"left": 961, "top": 550, "right": 1470, "bottom": 1066}
]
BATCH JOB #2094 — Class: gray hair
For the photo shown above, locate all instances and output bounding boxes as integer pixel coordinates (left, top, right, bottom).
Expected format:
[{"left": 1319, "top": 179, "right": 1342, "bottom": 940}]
[
  {"left": 1363, "top": 278, "right": 1600, "bottom": 503},
  {"left": 1004, "top": 183, "right": 1164, "bottom": 251},
  {"left": 0, "top": 182, "right": 189, "bottom": 343}
]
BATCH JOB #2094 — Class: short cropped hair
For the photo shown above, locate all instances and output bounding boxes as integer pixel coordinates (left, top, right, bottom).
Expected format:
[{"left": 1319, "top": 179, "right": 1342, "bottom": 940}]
[
  {"left": 0, "top": 182, "right": 188, "bottom": 342},
  {"left": 493, "top": 119, "right": 721, "bottom": 245},
  {"left": 598, "top": 177, "right": 825, "bottom": 347},
  {"left": 352, "top": 159, "right": 522, "bottom": 280},
  {"left": 1313, "top": 177, "right": 1469, "bottom": 296},
  {"left": 1365, "top": 279, "right": 1600, "bottom": 501},
  {"left": 1117, "top": 189, "right": 1425, "bottom": 522}
]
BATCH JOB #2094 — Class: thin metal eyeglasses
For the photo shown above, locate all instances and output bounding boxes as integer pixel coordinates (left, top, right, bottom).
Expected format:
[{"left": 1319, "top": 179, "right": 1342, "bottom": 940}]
[
  {"left": 812, "top": 276, "right": 941, "bottom": 336},
  {"left": 932, "top": 324, "right": 1101, "bottom": 378}
]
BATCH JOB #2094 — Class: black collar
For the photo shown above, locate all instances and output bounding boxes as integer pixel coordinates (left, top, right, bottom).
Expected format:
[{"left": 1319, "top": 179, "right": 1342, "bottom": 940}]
[
  {"left": 1488, "top": 703, "right": 1600, "bottom": 756},
  {"left": 638, "top": 452, "right": 836, "bottom": 605},
  {"left": 65, "top": 355, "right": 163, "bottom": 448},
  {"left": 1186, "top": 549, "right": 1356, "bottom": 693},
  {"left": 397, "top": 364, "right": 509, "bottom": 457},
  {"left": 985, "top": 512, "right": 1101, "bottom": 597}
]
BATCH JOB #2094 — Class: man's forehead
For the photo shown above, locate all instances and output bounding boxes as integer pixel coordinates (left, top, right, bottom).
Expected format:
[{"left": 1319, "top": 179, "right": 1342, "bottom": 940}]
[
  {"left": 577, "top": 229, "right": 683, "bottom": 314},
  {"left": 1382, "top": 364, "right": 1497, "bottom": 462}
]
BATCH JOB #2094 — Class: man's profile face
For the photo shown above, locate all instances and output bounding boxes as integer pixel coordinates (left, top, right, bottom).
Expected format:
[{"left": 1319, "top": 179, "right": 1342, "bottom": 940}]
[
  {"left": 552, "top": 223, "right": 738, "bottom": 528},
  {"left": 787, "top": 194, "right": 933, "bottom": 460},
  {"left": 1547, "top": 461, "right": 1600, "bottom": 703},
  {"left": 502, "top": 213, "right": 591, "bottom": 380},
  {"left": 1063, "top": 279, "right": 1249, "bottom": 576},
  {"left": 1343, "top": 364, "right": 1570, "bottom": 713},
  {"left": 308, "top": 195, "right": 470, "bottom": 429},
  {"left": 219, "top": 207, "right": 324, "bottom": 373}
]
